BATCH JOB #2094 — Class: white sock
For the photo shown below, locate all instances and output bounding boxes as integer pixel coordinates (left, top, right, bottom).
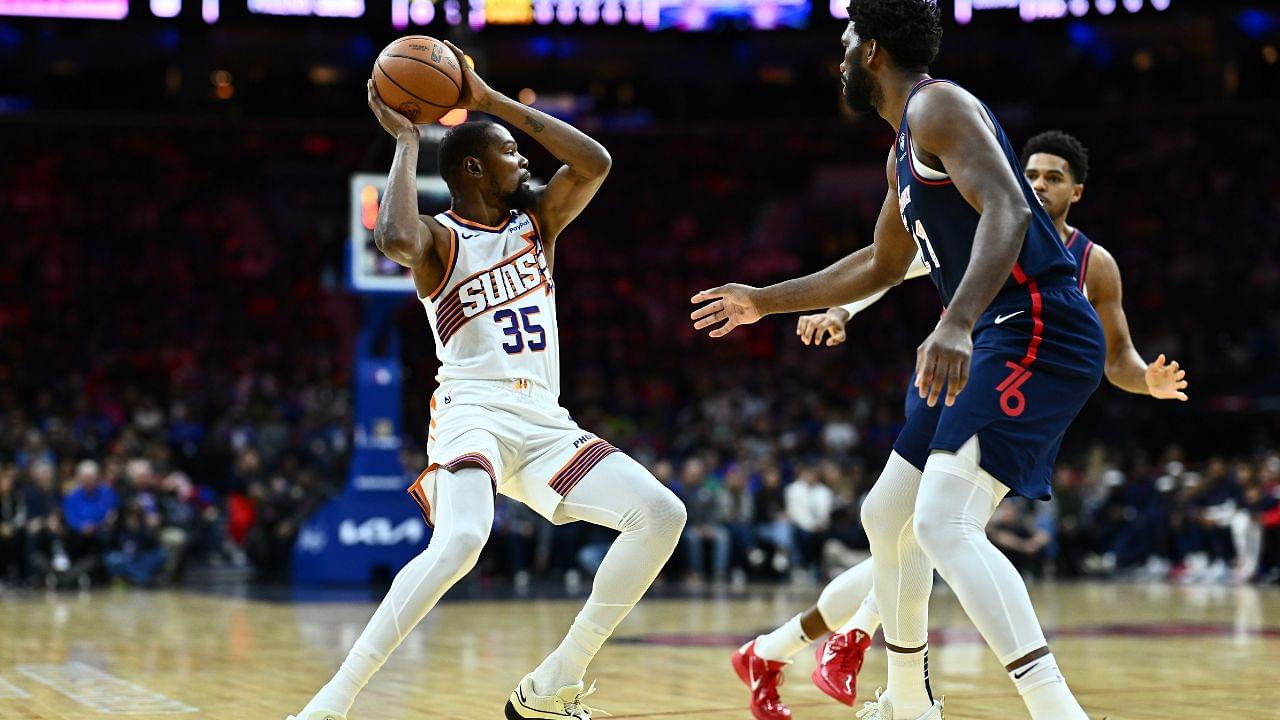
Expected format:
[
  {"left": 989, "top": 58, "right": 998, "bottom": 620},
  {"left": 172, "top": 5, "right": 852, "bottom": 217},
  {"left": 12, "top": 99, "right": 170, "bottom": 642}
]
[
  {"left": 886, "top": 646, "right": 934, "bottom": 717},
  {"left": 530, "top": 615, "right": 610, "bottom": 695},
  {"left": 754, "top": 613, "right": 813, "bottom": 661},
  {"left": 837, "top": 592, "right": 881, "bottom": 637},
  {"left": 1011, "top": 654, "right": 1088, "bottom": 720}
]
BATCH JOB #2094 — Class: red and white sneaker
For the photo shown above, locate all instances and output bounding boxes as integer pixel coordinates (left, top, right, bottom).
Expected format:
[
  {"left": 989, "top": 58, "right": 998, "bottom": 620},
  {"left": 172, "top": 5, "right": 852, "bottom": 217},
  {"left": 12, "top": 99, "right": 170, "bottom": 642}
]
[
  {"left": 812, "top": 629, "right": 871, "bottom": 706},
  {"left": 730, "top": 640, "right": 792, "bottom": 720}
]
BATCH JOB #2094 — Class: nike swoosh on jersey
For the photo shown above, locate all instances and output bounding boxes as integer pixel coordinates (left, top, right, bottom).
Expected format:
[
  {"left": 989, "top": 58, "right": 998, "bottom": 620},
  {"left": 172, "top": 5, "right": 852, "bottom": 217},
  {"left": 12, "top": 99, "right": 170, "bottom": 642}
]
[{"left": 994, "top": 311, "right": 1025, "bottom": 324}]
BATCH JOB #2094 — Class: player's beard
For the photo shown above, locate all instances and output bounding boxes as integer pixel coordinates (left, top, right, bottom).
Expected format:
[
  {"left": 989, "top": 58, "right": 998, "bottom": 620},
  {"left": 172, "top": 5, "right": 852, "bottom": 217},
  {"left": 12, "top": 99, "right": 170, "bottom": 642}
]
[
  {"left": 842, "top": 60, "right": 878, "bottom": 115},
  {"left": 500, "top": 182, "right": 538, "bottom": 211}
]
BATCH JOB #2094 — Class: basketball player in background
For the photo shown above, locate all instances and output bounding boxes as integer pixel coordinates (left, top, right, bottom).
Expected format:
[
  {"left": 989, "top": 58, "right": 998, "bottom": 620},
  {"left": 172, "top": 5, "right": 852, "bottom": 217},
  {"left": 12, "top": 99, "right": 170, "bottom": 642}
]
[
  {"left": 695, "top": 0, "right": 1120, "bottom": 716},
  {"left": 733, "top": 130, "right": 1188, "bottom": 720},
  {"left": 288, "top": 43, "right": 686, "bottom": 720}
]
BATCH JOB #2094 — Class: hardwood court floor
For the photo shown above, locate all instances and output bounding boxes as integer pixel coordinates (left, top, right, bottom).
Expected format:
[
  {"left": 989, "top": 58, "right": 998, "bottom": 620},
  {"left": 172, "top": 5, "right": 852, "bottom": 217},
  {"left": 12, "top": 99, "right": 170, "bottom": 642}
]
[{"left": 0, "top": 581, "right": 1277, "bottom": 719}]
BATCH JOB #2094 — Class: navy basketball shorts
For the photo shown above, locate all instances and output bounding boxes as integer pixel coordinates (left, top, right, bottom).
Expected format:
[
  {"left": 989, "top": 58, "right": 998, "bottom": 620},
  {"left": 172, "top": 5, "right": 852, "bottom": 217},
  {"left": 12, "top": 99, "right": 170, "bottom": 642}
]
[{"left": 893, "top": 278, "right": 1105, "bottom": 500}]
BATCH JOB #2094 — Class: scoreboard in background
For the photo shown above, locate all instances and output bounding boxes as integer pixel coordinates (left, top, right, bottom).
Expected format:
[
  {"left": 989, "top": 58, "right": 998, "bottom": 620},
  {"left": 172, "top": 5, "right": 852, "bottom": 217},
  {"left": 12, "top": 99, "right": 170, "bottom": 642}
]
[
  {"left": 0, "top": 0, "right": 128, "bottom": 19},
  {"left": 0, "top": 0, "right": 1178, "bottom": 27},
  {"left": 0, "top": 0, "right": 809, "bottom": 28},
  {"left": 247, "top": 0, "right": 364, "bottom": 17},
  {"left": 822, "top": 0, "right": 1174, "bottom": 22},
  {"left": 418, "top": 0, "right": 810, "bottom": 30},
  {"left": 951, "top": 0, "right": 1171, "bottom": 24}
]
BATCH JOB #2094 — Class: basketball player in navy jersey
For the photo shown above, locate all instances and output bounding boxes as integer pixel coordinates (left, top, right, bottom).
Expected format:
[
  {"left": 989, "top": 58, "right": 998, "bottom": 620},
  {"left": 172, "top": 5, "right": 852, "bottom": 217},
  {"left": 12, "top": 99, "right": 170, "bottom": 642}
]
[
  {"left": 694, "top": 1, "right": 1111, "bottom": 718},
  {"left": 1021, "top": 130, "right": 1186, "bottom": 399},
  {"left": 728, "top": 130, "right": 1189, "bottom": 720}
]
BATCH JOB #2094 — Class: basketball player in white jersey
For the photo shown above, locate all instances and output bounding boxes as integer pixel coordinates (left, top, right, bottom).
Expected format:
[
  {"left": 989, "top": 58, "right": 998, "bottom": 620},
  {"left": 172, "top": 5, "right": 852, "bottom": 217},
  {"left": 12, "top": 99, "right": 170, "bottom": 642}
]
[
  {"left": 731, "top": 131, "right": 1187, "bottom": 720},
  {"left": 288, "top": 43, "right": 686, "bottom": 720}
]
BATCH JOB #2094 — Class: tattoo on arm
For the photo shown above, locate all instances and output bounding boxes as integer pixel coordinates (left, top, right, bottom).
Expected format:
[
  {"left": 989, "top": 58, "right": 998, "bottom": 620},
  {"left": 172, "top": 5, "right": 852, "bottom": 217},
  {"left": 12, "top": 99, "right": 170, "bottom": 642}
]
[{"left": 524, "top": 114, "right": 545, "bottom": 133}]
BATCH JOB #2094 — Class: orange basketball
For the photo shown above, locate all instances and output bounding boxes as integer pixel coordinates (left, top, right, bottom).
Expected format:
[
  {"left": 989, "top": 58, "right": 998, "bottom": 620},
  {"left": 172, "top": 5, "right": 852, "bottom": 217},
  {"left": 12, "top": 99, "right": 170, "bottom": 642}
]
[{"left": 372, "top": 36, "right": 464, "bottom": 125}]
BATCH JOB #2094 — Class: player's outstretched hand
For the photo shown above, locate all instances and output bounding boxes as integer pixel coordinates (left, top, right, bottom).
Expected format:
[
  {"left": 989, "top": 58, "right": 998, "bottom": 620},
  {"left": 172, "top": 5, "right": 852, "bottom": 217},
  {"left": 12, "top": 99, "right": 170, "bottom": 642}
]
[
  {"left": 797, "top": 308, "right": 851, "bottom": 347},
  {"left": 691, "top": 284, "right": 763, "bottom": 338},
  {"left": 1145, "top": 353, "right": 1189, "bottom": 401},
  {"left": 915, "top": 320, "right": 973, "bottom": 407},
  {"left": 367, "top": 79, "right": 418, "bottom": 140},
  {"left": 442, "top": 41, "right": 494, "bottom": 111}
]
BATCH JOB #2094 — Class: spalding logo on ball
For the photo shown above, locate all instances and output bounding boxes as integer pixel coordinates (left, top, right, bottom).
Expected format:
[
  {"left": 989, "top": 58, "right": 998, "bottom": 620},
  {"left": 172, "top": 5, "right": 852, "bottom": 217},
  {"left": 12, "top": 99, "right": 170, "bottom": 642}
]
[{"left": 397, "top": 101, "right": 422, "bottom": 122}]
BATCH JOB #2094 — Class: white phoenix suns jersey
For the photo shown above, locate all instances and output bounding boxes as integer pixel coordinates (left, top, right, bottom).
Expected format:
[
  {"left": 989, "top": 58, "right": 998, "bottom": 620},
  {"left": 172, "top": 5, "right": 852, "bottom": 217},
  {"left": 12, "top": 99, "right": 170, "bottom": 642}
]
[{"left": 420, "top": 209, "right": 560, "bottom": 395}]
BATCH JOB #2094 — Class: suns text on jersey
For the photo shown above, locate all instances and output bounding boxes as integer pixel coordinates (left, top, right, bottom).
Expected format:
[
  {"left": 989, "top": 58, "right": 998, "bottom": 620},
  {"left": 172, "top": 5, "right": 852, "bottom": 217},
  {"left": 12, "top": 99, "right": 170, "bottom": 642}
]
[{"left": 457, "top": 251, "right": 544, "bottom": 318}]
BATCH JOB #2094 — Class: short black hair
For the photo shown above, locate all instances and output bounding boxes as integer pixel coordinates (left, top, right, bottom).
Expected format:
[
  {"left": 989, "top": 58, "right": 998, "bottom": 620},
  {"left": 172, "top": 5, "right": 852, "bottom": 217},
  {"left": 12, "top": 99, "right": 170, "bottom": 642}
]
[
  {"left": 846, "top": 0, "right": 943, "bottom": 72},
  {"left": 1021, "top": 130, "right": 1090, "bottom": 184},
  {"left": 438, "top": 120, "right": 499, "bottom": 191}
]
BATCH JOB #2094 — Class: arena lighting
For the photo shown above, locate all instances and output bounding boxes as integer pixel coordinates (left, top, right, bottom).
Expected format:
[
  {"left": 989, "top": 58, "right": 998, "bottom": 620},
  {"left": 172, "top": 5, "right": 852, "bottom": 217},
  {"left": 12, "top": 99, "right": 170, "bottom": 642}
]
[
  {"left": 0, "top": 0, "right": 127, "bottom": 19},
  {"left": 360, "top": 185, "right": 378, "bottom": 231},
  {"left": 455, "top": 0, "right": 805, "bottom": 30},
  {"left": 150, "top": 0, "right": 180, "bottom": 17},
  {"left": 247, "top": 0, "right": 363, "bottom": 17},
  {"left": 952, "top": 0, "right": 1170, "bottom": 24},
  {"left": 438, "top": 108, "right": 468, "bottom": 126}
]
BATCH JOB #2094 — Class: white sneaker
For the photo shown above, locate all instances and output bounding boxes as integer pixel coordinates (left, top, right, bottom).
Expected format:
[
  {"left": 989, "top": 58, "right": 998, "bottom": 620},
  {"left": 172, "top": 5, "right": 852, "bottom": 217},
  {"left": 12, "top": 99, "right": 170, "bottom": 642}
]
[
  {"left": 855, "top": 689, "right": 944, "bottom": 720},
  {"left": 285, "top": 711, "right": 345, "bottom": 720},
  {"left": 504, "top": 674, "right": 605, "bottom": 719}
]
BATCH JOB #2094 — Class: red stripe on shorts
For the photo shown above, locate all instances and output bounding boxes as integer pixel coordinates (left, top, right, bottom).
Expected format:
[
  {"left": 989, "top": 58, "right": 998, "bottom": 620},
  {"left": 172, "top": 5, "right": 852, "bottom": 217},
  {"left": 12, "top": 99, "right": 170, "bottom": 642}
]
[
  {"left": 549, "top": 440, "right": 619, "bottom": 497},
  {"left": 1011, "top": 262, "right": 1044, "bottom": 368},
  {"left": 442, "top": 453, "right": 497, "bottom": 488}
]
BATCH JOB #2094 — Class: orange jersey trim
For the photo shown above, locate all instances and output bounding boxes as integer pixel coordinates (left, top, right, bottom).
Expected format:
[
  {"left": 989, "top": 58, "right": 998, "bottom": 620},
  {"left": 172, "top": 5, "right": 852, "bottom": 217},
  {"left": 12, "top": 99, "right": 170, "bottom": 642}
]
[
  {"left": 446, "top": 209, "right": 513, "bottom": 232},
  {"left": 427, "top": 227, "right": 459, "bottom": 302}
]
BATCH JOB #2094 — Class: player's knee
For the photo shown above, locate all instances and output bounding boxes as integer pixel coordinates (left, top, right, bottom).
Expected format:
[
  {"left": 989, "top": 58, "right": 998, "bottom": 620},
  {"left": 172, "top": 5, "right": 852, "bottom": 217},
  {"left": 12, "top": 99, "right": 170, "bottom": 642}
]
[
  {"left": 440, "top": 524, "right": 490, "bottom": 570},
  {"left": 913, "top": 508, "right": 981, "bottom": 565},
  {"left": 861, "top": 485, "right": 899, "bottom": 546},
  {"left": 912, "top": 510, "right": 949, "bottom": 561},
  {"left": 636, "top": 486, "right": 686, "bottom": 541}
]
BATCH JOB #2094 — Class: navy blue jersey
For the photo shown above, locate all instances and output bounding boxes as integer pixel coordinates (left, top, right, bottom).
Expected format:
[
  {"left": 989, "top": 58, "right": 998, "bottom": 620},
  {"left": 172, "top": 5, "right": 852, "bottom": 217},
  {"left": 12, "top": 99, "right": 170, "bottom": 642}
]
[
  {"left": 894, "top": 79, "right": 1078, "bottom": 307},
  {"left": 1063, "top": 228, "right": 1096, "bottom": 294}
]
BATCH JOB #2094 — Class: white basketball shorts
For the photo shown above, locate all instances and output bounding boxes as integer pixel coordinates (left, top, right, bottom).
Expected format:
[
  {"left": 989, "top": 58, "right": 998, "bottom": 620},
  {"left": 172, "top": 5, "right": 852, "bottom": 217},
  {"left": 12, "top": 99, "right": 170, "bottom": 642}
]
[{"left": 407, "top": 378, "right": 619, "bottom": 525}]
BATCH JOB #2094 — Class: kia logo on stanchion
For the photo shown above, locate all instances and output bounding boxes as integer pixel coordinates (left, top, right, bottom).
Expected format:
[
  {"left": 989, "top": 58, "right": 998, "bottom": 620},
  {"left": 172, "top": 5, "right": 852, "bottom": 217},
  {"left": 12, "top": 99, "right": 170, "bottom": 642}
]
[{"left": 338, "top": 517, "right": 425, "bottom": 546}]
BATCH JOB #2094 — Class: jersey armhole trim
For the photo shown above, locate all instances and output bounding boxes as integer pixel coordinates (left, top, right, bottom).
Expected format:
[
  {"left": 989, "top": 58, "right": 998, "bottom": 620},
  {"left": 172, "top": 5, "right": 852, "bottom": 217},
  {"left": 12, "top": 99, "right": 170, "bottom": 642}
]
[
  {"left": 902, "top": 78, "right": 955, "bottom": 187},
  {"left": 427, "top": 227, "right": 460, "bottom": 302},
  {"left": 526, "top": 210, "right": 544, "bottom": 246},
  {"left": 904, "top": 127, "right": 954, "bottom": 186},
  {"left": 1078, "top": 241, "right": 1094, "bottom": 292}
]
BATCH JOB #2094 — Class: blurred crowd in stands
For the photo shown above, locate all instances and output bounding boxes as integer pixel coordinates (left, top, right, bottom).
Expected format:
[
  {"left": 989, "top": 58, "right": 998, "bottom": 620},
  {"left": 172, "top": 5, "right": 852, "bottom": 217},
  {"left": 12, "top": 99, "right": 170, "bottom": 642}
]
[{"left": 2, "top": 13, "right": 1278, "bottom": 589}]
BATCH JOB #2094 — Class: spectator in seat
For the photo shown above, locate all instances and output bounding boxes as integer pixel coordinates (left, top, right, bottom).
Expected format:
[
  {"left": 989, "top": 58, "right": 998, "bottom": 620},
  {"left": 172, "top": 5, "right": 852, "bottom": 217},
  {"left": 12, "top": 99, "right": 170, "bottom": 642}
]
[
  {"left": 785, "top": 465, "right": 833, "bottom": 576},
  {"left": 753, "top": 464, "right": 794, "bottom": 574},
  {"left": 989, "top": 499, "right": 1051, "bottom": 579},
  {"left": 61, "top": 460, "right": 118, "bottom": 569},
  {"left": 105, "top": 503, "right": 168, "bottom": 587},
  {"left": 680, "top": 457, "right": 731, "bottom": 583},
  {"left": 0, "top": 465, "right": 28, "bottom": 583},
  {"left": 29, "top": 512, "right": 97, "bottom": 589}
]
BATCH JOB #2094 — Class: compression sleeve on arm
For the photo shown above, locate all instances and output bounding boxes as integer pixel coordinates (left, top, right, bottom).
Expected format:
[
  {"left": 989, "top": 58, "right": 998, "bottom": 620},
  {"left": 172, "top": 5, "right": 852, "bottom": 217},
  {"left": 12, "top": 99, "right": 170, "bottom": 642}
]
[{"left": 838, "top": 251, "right": 929, "bottom": 318}]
